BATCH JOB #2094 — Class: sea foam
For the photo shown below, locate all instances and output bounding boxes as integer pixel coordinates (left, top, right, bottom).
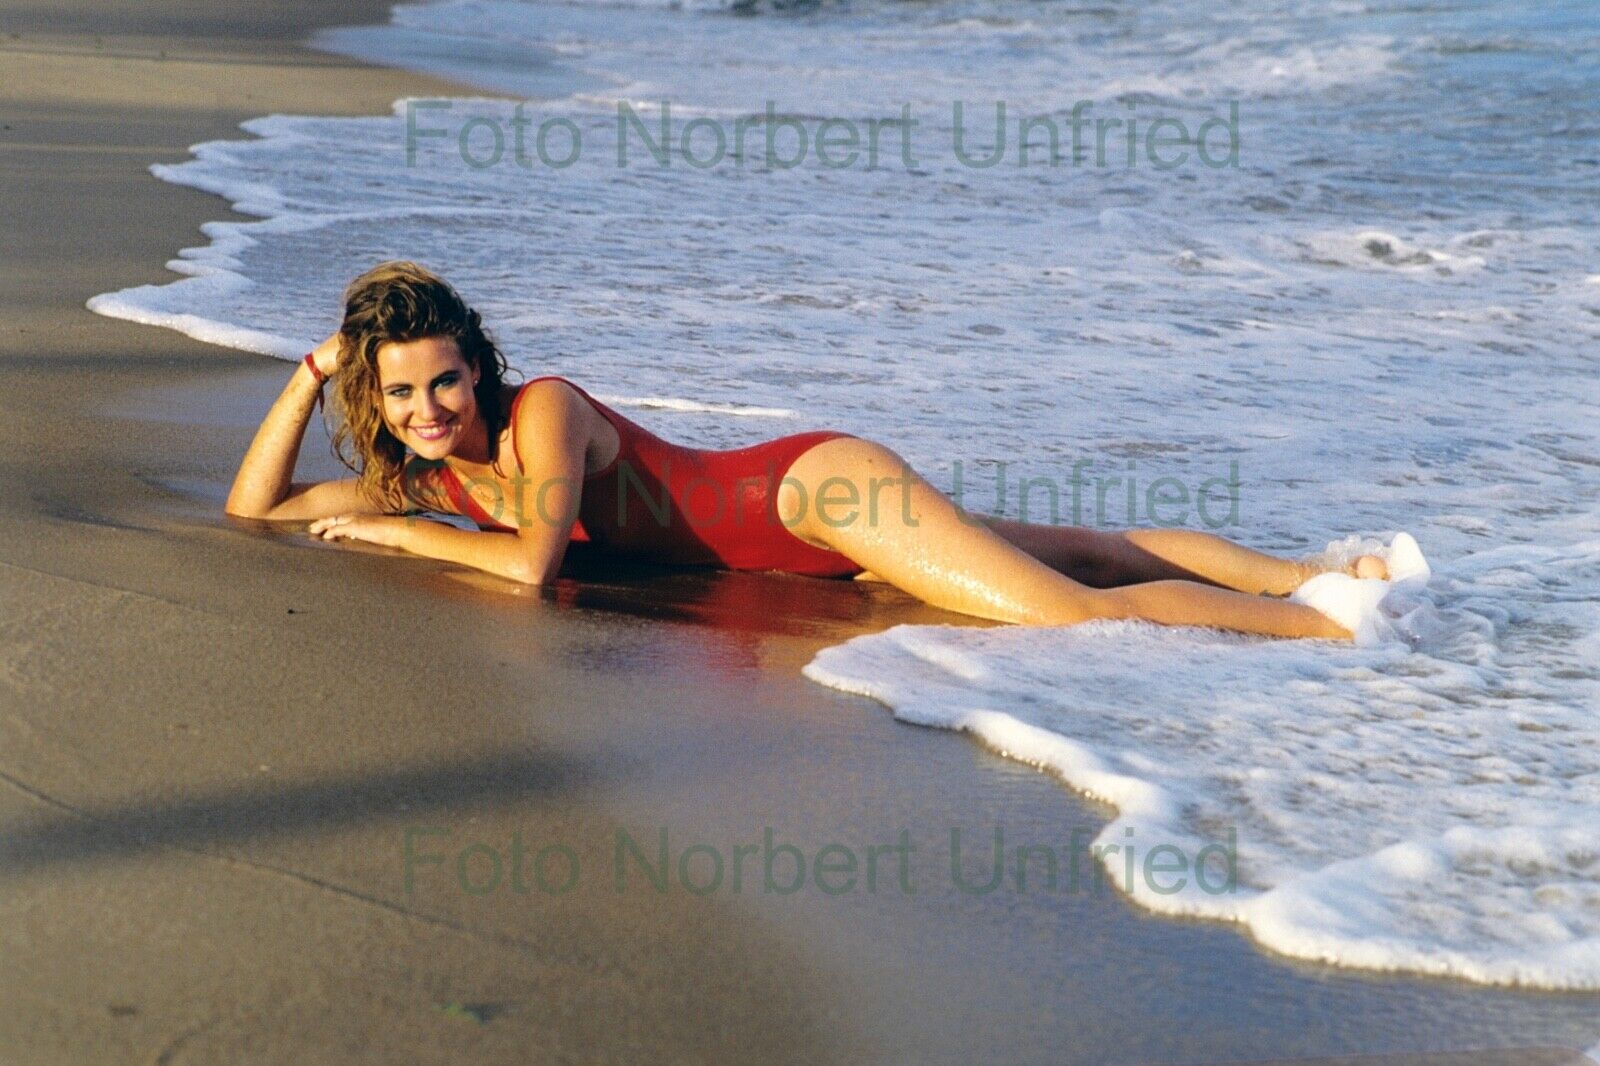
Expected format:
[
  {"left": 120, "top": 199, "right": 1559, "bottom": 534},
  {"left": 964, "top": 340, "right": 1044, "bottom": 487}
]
[{"left": 805, "top": 534, "right": 1600, "bottom": 988}]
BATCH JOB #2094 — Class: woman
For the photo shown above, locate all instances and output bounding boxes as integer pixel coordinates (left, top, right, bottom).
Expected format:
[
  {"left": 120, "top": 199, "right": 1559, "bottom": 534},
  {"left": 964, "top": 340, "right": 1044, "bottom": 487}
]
[{"left": 226, "top": 261, "right": 1390, "bottom": 639}]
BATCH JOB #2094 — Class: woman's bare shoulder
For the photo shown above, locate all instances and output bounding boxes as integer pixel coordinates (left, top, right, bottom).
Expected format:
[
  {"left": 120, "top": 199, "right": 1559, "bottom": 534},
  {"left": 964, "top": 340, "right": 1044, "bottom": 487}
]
[
  {"left": 505, "top": 377, "right": 596, "bottom": 473},
  {"left": 512, "top": 376, "right": 595, "bottom": 426}
]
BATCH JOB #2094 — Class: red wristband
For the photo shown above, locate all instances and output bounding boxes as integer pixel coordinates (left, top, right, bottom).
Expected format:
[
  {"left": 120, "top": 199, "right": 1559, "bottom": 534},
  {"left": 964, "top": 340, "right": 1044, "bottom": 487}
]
[{"left": 304, "top": 352, "right": 327, "bottom": 411}]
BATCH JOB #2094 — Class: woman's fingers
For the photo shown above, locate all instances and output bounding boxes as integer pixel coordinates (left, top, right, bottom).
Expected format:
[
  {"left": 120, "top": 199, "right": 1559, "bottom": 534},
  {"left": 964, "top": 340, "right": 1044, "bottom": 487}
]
[
  {"left": 309, "top": 515, "right": 352, "bottom": 538},
  {"left": 308, "top": 515, "right": 399, "bottom": 547}
]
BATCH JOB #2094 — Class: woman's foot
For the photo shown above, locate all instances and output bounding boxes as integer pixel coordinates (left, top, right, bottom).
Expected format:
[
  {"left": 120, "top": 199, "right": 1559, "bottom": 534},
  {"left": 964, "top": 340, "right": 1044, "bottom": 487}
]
[
  {"left": 1331, "top": 533, "right": 1429, "bottom": 586},
  {"left": 1290, "top": 570, "right": 1394, "bottom": 645},
  {"left": 1351, "top": 554, "right": 1388, "bottom": 580},
  {"left": 1289, "top": 533, "right": 1431, "bottom": 645},
  {"left": 1301, "top": 536, "right": 1423, "bottom": 584},
  {"left": 1288, "top": 552, "right": 1387, "bottom": 589}
]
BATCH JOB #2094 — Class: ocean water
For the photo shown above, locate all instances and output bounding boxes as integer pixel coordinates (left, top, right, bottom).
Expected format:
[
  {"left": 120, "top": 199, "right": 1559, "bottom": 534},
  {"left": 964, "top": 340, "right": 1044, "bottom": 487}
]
[{"left": 88, "top": 0, "right": 1600, "bottom": 989}]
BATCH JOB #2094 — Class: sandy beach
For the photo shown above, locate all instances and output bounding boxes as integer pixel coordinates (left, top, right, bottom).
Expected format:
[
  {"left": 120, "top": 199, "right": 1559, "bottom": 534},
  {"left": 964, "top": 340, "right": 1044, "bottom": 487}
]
[{"left": 2, "top": 0, "right": 1599, "bottom": 1062}]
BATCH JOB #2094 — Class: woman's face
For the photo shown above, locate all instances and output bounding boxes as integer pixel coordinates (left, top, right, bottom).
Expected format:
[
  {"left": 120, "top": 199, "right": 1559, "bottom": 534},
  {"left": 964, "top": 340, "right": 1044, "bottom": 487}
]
[{"left": 375, "top": 336, "right": 480, "bottom": 460}]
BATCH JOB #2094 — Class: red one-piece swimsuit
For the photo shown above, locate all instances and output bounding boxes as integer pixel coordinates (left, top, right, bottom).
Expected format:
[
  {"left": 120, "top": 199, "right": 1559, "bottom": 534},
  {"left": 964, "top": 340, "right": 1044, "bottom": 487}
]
[{"left": 415, "top": 376, "right": 865, "bottom": 579}]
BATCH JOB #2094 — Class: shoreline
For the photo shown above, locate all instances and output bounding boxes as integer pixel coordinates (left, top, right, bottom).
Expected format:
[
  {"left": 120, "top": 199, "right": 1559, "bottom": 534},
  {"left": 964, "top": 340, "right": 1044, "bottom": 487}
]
[{"left": 3, "top": 0, "right": 1599, "bottom": 1062}]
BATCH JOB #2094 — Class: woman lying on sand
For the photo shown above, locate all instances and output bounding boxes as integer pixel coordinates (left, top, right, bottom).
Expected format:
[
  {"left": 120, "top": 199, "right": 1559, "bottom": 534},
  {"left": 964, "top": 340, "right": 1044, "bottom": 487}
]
[{"left": 226, "top": 261, "right": 1410, "bottom": 640}]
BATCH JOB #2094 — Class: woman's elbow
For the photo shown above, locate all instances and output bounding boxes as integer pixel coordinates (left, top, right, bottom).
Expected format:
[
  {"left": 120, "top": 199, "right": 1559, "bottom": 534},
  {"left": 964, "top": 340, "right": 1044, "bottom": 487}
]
[
  {"left": 504, "top": 549, "right": 566, "bottom": 587},
  {"left": 508, "top": 571, "right": 558, "bottom": 590},
  {"left": 223, "top": 479, "right": 277, "bottom": 520},
  {"left": 502, "top": 558, "right": 555, "bottom": 587},
  {"left": 224, "top": 494, "right": 293, "bottom": 523}
]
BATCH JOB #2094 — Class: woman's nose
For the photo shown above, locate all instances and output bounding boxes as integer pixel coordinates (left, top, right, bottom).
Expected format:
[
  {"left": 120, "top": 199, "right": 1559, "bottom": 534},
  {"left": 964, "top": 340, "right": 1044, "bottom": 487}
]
[{"left": 415, "top": 391, "right": 445, "bottom": 420}]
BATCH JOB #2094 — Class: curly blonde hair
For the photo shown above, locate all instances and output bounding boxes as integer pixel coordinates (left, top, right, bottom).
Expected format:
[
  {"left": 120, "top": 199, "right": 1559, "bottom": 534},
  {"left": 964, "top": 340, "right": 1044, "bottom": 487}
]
[{"left": 329, "top": 261, "right": 514, "bottom": 510}]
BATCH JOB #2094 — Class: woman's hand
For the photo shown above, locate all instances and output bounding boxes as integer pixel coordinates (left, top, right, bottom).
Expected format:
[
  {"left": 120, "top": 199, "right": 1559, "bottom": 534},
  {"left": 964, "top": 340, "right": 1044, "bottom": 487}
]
[
  {"left": 309, "top": 514, "right": 408, "bottom": 548},
  {"left": 309, "top": 332, "right": 344, "bottom": 379}
]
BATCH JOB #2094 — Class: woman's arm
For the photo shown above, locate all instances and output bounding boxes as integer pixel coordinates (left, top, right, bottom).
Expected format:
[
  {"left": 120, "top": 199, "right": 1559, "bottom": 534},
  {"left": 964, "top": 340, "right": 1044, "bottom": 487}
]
[
  {"left": 308, "top": 514, "right": 549, "bottom": 585},
  {"left": 224, "top": 334, "right": 386, "bottom": 521}
]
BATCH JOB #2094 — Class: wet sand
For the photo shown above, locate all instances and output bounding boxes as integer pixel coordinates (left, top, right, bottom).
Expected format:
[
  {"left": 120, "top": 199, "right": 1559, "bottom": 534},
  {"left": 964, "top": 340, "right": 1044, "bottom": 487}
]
[{"left": 1, "top": 1, "right": 1598, "bottom": 1062}]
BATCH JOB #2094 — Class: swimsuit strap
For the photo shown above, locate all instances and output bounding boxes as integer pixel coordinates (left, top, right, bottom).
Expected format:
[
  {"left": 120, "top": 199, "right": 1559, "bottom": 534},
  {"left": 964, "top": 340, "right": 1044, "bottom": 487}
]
[
  {"left": 425, "top": 458, "right": 509, "bottom": 532},
  {"left": 507, "top": 375, "right": 576, "bottom": 473},
  {"left": 434, "top": 377, "right": 617, "bottom": 533},
  {"left": 512, "top": 375, "right": 627, "bottom": 482},
  {"left": 506, "top": 378, "right": 535, "bottom": 472}
]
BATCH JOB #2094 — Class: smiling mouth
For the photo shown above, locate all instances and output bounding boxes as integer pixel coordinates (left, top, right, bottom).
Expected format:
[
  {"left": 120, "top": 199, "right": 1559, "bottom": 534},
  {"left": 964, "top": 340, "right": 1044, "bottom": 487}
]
[{"left": 411, "top": 420, "right": 454, "bottom": 441}]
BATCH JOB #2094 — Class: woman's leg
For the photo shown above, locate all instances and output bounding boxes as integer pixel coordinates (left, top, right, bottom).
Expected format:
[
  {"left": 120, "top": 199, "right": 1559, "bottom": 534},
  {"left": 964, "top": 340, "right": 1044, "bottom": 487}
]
[
  {"left": 780, "top": 438, "right": 1349, "bottom": 639},
  {"left": 978, "top": 518, "right": 1319, "bottom": 595}
]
